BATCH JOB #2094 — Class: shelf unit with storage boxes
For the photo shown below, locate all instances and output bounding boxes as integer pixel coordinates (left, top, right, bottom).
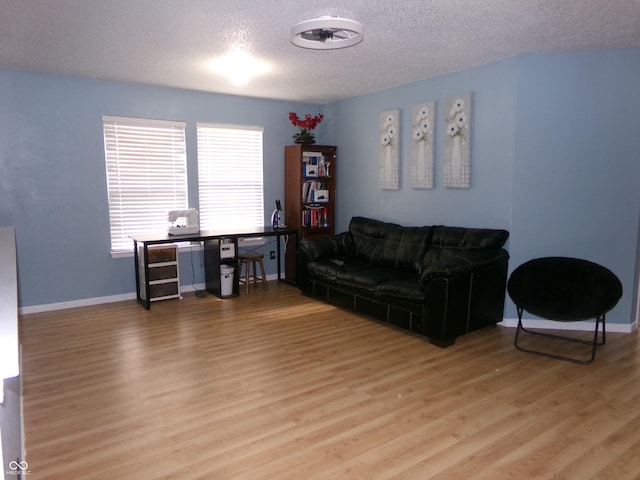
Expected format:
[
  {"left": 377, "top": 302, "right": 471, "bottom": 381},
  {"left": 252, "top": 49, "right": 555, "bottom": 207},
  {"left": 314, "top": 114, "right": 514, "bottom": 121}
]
[
  {"left": 284, "top": 144, "right": 337, "bottom": 282},
  {"left": 137, "top": 244, "right": 181, "bottom": 302}
]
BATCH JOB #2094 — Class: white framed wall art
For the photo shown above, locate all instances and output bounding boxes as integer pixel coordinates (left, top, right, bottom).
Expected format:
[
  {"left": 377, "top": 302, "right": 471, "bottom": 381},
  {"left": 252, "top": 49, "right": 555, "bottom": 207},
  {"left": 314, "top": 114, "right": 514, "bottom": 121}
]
[
  {"left": 410, "top": 101, "right": 435, "bottom": 189},
  {"left": 379, "top": 109, "right": 399, "bottom": 190},
  {"left": 444, "top": 93, "right": 472, "bottom": 188}
]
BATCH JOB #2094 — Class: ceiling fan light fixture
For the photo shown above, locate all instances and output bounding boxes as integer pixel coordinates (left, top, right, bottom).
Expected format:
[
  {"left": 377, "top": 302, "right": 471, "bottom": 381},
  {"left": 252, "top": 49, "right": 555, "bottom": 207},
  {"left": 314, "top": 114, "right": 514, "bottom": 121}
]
[{"left": 291, "top": 16, "right": 363, "bottom": 50}]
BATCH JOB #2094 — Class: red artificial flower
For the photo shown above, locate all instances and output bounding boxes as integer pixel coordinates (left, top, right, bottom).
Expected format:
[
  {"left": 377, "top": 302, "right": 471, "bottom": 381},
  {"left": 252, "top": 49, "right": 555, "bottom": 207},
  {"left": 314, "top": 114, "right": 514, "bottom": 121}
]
[{"left": 288, "top": 112, "right": 324, "bottom": 130}]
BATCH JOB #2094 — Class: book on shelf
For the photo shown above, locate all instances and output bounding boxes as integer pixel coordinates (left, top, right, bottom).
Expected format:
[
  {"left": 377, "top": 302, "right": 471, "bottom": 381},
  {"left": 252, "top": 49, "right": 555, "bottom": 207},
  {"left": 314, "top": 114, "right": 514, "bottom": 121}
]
[
  {"left": 302, "top": 205, "right": 329, "bottom": 228},
  {"left": 302, "top": 151, "right": 331, "bottom": 177},
  {"left": 302, "top": 180, "right": 329, "bottom": 203}
]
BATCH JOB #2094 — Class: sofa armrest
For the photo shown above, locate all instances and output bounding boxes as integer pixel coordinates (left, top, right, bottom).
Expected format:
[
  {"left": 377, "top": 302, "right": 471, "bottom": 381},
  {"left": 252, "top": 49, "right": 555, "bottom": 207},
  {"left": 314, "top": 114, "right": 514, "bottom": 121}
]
[
  {"left": 299, "top": 231, "right": 354, "bottom": 262},
  {"left": 419, "top": 249, "right": 509, "bottom": 287}
]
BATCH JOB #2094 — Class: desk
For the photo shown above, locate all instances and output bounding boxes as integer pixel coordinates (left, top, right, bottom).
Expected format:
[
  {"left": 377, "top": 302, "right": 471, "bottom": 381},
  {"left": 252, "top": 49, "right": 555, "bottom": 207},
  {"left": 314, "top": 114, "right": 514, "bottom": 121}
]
[{"left": 131, "top": 226, "right": 298, "bottom": 309}]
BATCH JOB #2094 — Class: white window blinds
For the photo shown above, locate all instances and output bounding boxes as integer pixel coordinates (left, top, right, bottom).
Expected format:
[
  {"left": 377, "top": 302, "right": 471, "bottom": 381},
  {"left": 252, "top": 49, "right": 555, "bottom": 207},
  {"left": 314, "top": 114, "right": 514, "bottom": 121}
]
[
  {"left": 197, "top": 124, "right": 264, "bottom": 230},
  {"left": 103, "top": 116, "right": 187, "bottom": 253}
]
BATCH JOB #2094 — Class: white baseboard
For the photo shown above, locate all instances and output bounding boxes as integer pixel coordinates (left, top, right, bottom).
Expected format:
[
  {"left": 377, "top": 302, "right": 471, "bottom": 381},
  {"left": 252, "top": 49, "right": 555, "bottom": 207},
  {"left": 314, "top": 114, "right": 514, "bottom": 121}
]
[
  {"left": 499, "top": 318, "right": 637, "bottom": 334},
  {"left": 19, "top": 274, "right": 280, "bottom": 315},
  {"left": 19, "top": 292, "right": 137, "bottom": 314},
  {"left": 19, "top": 283, "right": 638, "bottom": 336}
]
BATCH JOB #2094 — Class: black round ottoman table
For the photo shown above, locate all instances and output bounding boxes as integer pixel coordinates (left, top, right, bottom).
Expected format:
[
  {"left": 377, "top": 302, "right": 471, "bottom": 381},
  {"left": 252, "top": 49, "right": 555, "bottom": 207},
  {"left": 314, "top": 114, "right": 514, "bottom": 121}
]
[{"left": 507, "top": 257, "right": 622, "bottom": 364}]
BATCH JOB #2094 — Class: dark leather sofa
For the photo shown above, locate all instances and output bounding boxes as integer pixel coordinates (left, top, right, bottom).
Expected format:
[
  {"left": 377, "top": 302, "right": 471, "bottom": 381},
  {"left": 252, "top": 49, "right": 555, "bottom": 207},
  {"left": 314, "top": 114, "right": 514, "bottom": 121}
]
[{"left": 298, "top": 216, "right": 510, "bottom": 347}]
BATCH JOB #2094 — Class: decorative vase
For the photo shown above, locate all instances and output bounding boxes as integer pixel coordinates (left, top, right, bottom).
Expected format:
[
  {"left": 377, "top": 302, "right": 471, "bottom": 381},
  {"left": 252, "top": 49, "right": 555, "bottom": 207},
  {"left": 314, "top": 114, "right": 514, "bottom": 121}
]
[
  {"left": 384, "top": 145, "right": 393, "bottom": 180},
  {"left": 451, "top": 135, "right": 461, "bottom": 179},
  {"left": 417, "top": 140, "right": 426, "bottom": 180}
]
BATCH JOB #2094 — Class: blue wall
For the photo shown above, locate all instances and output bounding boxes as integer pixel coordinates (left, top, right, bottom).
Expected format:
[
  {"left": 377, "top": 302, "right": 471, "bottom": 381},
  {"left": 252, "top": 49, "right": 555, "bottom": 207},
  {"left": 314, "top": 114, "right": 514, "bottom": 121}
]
[
  {"left": 321, "top": 48, "right": 640, "bottom": 325},
  {"left": 0, "top": 71, "right": 319, "bottom": 306},
  {"left": 509, "top": 49, "right": 640, "bottom": 324},
  {"left": 320, "top": 56, "right": 519, "bottom": 231},
  {"left": 2, "top": 47, "right": 639, "bottom": 327}
]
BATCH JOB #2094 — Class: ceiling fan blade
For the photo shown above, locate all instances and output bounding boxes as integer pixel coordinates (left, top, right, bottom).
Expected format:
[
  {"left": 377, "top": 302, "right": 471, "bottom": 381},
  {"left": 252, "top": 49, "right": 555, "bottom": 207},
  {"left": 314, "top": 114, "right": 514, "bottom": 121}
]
[
  {"left": 332, "top": 31, "right": 350, "bottom": 40},
  {"left": 301, "top": 28, "right": 335, "bottom": 41}
]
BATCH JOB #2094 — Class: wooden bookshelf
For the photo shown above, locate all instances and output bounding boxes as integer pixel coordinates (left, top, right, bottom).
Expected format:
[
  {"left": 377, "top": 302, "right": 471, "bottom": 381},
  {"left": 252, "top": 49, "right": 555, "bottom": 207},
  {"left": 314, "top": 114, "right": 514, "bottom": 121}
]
[{"left": 284, "top": 144, "right": 337, "bottom": 282}]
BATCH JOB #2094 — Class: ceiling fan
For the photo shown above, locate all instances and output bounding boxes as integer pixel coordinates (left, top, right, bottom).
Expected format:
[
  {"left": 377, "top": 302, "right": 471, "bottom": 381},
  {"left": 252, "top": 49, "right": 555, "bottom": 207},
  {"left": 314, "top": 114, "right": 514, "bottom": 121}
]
[{"left": 291, "top": 16, "right": 364, "bottom": 50}]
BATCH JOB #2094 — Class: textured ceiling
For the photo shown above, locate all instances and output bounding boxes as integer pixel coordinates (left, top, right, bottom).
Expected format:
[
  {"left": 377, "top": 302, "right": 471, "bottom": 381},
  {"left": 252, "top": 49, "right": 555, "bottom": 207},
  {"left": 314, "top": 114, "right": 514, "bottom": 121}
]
[{"left": 1, "top": 0, "right": 639, "bottom": 104}]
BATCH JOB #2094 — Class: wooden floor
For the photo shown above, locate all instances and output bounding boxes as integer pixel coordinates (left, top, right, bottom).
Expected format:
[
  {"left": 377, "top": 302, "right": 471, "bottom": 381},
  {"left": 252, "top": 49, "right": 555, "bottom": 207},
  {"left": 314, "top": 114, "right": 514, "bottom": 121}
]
[{"left": 19, "top": 282, "right": 640, "bottom": 479}]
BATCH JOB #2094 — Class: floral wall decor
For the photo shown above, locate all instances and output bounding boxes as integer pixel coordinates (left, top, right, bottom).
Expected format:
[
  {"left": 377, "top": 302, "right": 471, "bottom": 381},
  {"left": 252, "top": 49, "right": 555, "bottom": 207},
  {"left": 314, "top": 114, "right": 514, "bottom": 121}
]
[
  {"left": 444, "top": 93, "right": 472, "bottom": 188},
  {"left": 379, "top": 109, "right": 399, "bottom": 190},
  {"left": 410, "top": 101, "right": 435, "bottom": 189}
]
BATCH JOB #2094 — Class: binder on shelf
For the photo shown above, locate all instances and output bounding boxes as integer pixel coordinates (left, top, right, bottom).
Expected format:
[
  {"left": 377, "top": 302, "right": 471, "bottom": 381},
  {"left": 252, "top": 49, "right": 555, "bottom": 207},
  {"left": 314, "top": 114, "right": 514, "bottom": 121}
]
[{"left": 302, "top": 206, "right": 329, "bottom": 228}]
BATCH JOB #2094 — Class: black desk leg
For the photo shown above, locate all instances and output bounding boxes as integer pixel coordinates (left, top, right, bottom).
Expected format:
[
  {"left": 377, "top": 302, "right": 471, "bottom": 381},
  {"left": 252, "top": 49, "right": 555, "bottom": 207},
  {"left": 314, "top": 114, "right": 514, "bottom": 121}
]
[
  {"left": 133, "top": 240, "right": 151, "bottom": 309},
  {"left": 294, "top": 230, "right": 299, "bottom": 285},
  {"left": 276, "top": 234, "right": 282, "bottom": 280},
  {"left": 142, "top": 245, "right": 151, "bottom": 309},
  {"left": 133, "top": 240, "right": 141, "bottom": 304}
]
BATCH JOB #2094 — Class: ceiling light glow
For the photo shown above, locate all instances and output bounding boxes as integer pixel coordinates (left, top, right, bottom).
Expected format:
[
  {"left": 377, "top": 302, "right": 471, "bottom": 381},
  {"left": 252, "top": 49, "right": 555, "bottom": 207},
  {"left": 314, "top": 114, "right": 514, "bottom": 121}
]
[{"left": 209, "top": 49, "right": 270, "bottom": 86}]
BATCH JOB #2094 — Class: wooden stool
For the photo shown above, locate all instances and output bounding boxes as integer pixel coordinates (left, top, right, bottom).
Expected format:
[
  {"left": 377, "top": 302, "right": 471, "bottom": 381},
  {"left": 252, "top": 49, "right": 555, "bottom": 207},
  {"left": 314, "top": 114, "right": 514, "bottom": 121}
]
[{"left": 238, "top": 252, "right": 268, "bottom": 294}]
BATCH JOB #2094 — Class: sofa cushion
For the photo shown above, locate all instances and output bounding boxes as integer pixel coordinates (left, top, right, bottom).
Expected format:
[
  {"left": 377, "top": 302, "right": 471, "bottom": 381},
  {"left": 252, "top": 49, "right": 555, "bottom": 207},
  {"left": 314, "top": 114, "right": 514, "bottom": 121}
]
[
  {"left": 379, "top": 225, "right": 433, "bottom": 274},
  {"left": 335, "top": 264, "right": 405, "bottom": 292},
  {"left": 300, "top": 232, "right": 354, "bottom": 261},
  {"left": 306, "top": 259, "right": 341, "bottom": 282},
  {"left": 422, "top": 226, "right": 509, "bottom": 267},
  {"left": 376, "top": 277, "right": 425, "bottom": 302},
  {"left": 349, "top": 217, "right": 398, "bottom": 265},
  {"left": 348, "top": 216, "right": 433, "bottom": 274},
  {"left": 430, "top": 226, "right": 509, "bottom": 250},
  {"left": 307, "top": 258, "right": 421, "bottom": 300}
]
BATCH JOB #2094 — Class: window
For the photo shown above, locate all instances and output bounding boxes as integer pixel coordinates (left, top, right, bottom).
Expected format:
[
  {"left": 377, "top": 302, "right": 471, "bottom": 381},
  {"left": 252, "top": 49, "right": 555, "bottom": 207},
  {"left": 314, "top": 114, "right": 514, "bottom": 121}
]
[
  {"left": 103, "top": 116, "right": 187, "bottom": 254},
  {"left": 197, "top": 123, "right": 264, "bottom": 230}
]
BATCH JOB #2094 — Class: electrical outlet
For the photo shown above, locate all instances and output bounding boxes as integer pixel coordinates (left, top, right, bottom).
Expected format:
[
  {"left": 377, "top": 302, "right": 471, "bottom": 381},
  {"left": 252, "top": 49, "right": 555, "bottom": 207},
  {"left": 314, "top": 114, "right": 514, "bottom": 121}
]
[{"left": 269, "top": 250, "right": 276, "bottom": 260}]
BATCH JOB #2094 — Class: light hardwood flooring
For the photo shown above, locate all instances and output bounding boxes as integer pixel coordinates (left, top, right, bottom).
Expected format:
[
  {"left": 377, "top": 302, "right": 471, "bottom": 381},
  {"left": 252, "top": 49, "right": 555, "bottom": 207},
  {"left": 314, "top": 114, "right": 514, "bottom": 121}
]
[{"left": 19, "top": 282, "right": 640, "bottom": 479}]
